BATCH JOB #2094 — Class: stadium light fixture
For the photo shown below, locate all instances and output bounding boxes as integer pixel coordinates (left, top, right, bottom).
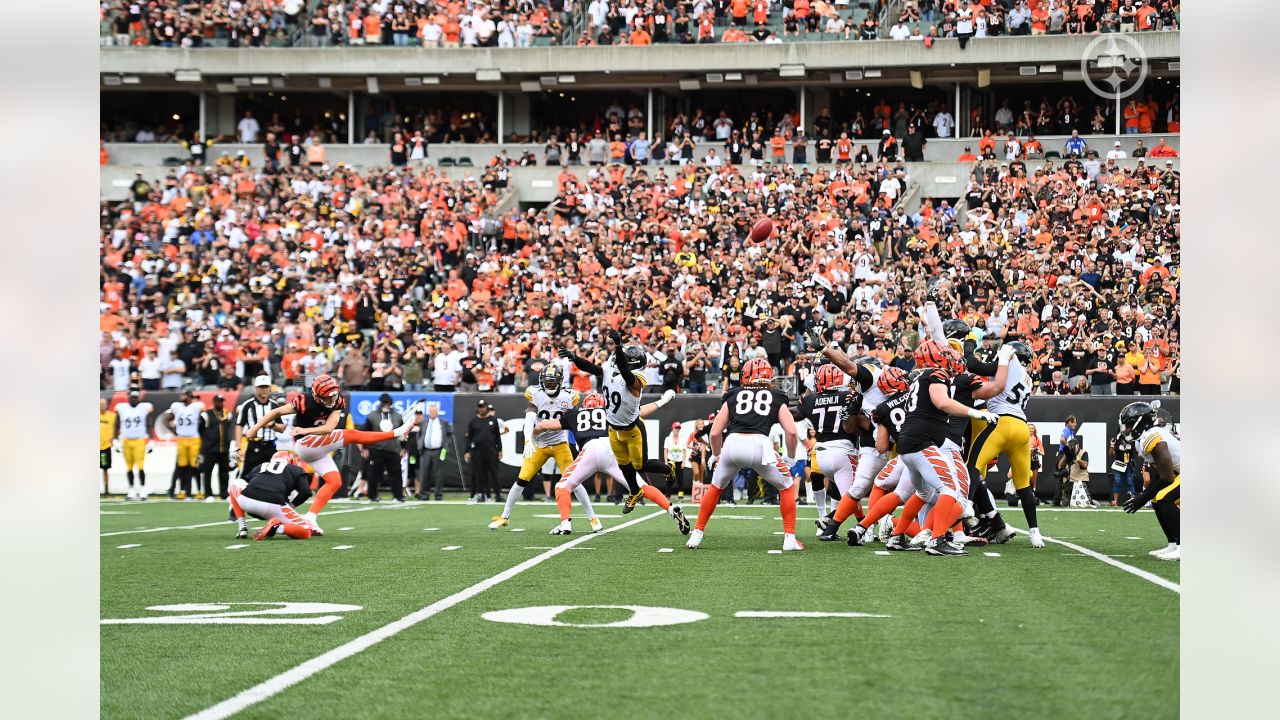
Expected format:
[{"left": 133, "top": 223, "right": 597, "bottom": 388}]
[
  {"left": 977, "top": 68, "right": 991, "bottom": 88},
  {"left": 367, "top": 76, "right": 380, "bottom": 94},
  {"left": 910, "top": 70, "right": 923, "bottom": 89},
  {"left": 174, "top": 69, "right": 201, "bottom": 83},
  {"left": 421, "top": 76, "right": 441, "bottom": 85},
  {"left": 251, "top": 76, "right": 269, "bottom": 85},
  {"left": 476, "top": 69, "right": 502, "bottom": 82},
  {"left": 705, "top": 73, "right": 724, "bottom": 83},
  {"left": 215, "top": 83, "right": 237, "bottom": 93},
  {"left": 103, "top": 75, "right": 122, "bottom": 86},
  {"left": 1038, "top": 64, "right": 1057, "bottom": 73},
  {"left": 233, "top": 77, "right": 251, "bottom": 86},
  {"left": 539, "top": 75, "right": 557, "bottom": 85},
  {"left": 864, "top": 69, "right": 882, "bottom": 78},
  {"left": 778, "top": 64, "right": 806, "bottom": 78},
  {"left": 724, "top": 72, "right": 742, "bottom": 82},
  {"left": 844, "top": 70, "right": 863, "bottom": 81},
  {"left": 557, "top": 75, "right": 576, "bottom": 84},
  {"left": 317, "top": 77, "right": 332, "bottom": 88},
  {"left": 1019, "top": 66, "right": 1038, "bottom": 76},
  {"left": 404, "top": 78, "right": 423, "bottom": 87},
  {"left": 519, "top": 80, "right": 541, "bottom": 92},
  {"left": 121, "top": 76, "right": 141, "bottom": 84},
  {"left": 678, "top": 79, "right": 700, "bottom": 90}
]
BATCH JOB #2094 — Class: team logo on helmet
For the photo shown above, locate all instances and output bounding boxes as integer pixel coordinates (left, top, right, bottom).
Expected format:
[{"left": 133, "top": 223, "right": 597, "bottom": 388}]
[
  {"left": 622, "top": 345, "right": 647, "bottom": 369},
  {"left": 539, "top": 364, "right": 563, "bottom": 393},
  {"left": 877, "top": 367, "right": 909, "bottom": 396},
  {"left": 854, "top": 356, "right": 883, "bottom": 370},
  {"left": 1004, "top": 341, "right": 1032, "bottom": 365},
  {"left": 814, "top": 364, "right": 845, "bottom": 393},
  {"left": 1119, "top": 401, "right": 1157, "bottom": 437},
  {"left": 582, "top": 392, "right": 606, "bottom": 410},
  {"left": 741, "top": 358, "right": 774, "bottom": 387},
  {"left": 942, "top": 319, "right": 971, "bottom": 341}
]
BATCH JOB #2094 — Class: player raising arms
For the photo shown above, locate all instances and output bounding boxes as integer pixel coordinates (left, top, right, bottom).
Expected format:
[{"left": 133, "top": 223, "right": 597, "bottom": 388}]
[
  {"left": 537, "top": 390, "right": 686, "bottom": 535},
  {"left": 228, "top": 451, "right": 315, "bottom": 541},
  {"left": 1120, "top": 401, "right": 1181, "bottom": 561},
  {"left": 797, "top": 364, "right": 863, "bottom": 528},
  {"left": 687, "top": 358, "right": 804, "bottom": 552},
  {"left": 489, "top": 364, "right": 584, "bottom": 529},
  {"left": 244, "top": 375, "right": 416, "bottom": 535}
]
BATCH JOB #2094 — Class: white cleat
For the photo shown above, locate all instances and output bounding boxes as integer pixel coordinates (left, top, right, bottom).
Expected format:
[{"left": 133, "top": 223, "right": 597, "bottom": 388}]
[
  {"left": 488, "top": 516, "right": 510, "bottom": 530},
  {"left": 1148, "top": 543, "right": 1177, "bottom": 557},
  {"left": 685, "top": 529, "right": 704, "bottom": 549},
  {"left": 876, "top": 516, "right": 894, "bottom": 543},
  {"left": 782, "top": 534, "right": 806, "bottom": 552},
  {"left": 549, "top": 520, "right": 572, "bottom": 535},
  {"left": 589, "top": 517, "right": 603, "bottom": 533},
  {"left": 1028, "top": 527, "right": 1045, "bottom": 548},
  {"left": 1155, "top": 545, "right": 1179, "bottom": 562},
  {"left": 304, "top": 512, "right": 324, "bottom": 536},
  {"left": 394, "top": 414, "right": 419, "bottom": 441},
  {"left": 909, "top": 529, "right": 933, "bottom": 548}
]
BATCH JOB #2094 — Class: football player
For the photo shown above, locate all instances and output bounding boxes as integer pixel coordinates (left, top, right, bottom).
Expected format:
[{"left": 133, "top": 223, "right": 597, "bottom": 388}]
[
  {"left": 116, "top": 390, "right": 154, "bottom": 500},
  {"left": 160, "top": 386, "right": 205, "bottom": 500},
  {"left": 537, "top": 390, "right": 686, "bottom": 535},
  {"left": 797, "top": 364, "right": 862, "bottom": 530},
  {"left": 100, "top": 398, "right": 118, "bottom": 497},
  {"left": 228, "top": 451, "right": 315, "bottom": 541},
  {"left": 687, "top": 358, "right": 804, "bottom": 551},
  {"left": 1120, "top": 401, "right": 1181, "bottom": 561},
  {"left": 894, "top": 341, "right": 998, "bottom": 556},
  {"left": 846, "top": 367, "right": 925, "bottom": 549},
  {"left": 489, "top": 364, "right": 582, "bottom": 529},
  {"left": 244, "top": 375, "right": 417, "bottom": 535}
]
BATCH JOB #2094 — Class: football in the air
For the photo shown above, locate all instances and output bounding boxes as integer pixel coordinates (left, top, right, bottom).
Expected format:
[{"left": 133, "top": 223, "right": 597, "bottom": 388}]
[{"left": 749, "top": 216, "right": 774, "bottom": 244}]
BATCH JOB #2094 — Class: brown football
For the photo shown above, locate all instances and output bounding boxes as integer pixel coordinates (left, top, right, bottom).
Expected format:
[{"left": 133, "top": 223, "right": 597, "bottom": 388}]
[{"left": 749, "top": 216, "right": 774, "bottom": 244}]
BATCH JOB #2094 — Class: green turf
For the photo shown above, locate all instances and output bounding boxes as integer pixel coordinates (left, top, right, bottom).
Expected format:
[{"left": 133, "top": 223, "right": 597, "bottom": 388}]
[{"left": 101, "top": 498, "right": 1178, "bottom": 720}]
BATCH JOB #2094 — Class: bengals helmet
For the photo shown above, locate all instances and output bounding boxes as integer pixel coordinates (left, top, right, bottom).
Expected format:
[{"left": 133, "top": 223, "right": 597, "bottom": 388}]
[
  {"left": 270, "top": 450, "right": 299, "bottom": 467},
  {"left": 876, "top": 366, "right": 909, "bottom": 396},
  {"left": 741, "top": 358, "right": 774, "bottom": 387},
  {"left": 582, "top": 392, "right": 607, "bottom": 410},
  {"left": 913, "top": 340, "right": 952, "bottom": 371},
  {"left": 814, "top": 364, "right": 845, "bottom": 393},
  {"left": 311, "top": 374, "right": 341, "bottom": 407}
]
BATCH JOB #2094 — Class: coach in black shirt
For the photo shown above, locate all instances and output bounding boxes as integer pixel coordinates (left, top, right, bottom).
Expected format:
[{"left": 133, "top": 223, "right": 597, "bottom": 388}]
[
  {"left": 363, "top": 394, "right": 406, "bottom": 502},
  {"left": 465, "top": 400, "right": 505, "bottom": 503}
]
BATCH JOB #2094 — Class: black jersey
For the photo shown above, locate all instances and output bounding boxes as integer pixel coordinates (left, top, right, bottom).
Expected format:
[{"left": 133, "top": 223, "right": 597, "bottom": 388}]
[
  {"left": 560, "top": 406, "right": 608, "bottom": 445},
  {"left": 896, "top": 369, "right": 953, "bottom": 454},
  {"left": 290, "top": 391, "right": 346, "bottom": 429},
  {"left": 798, "top": 389, "right": 859, "bottom": 444},
  {"left": 946, "top": 373, "right": 984, "bottom": 447},
  {"left": 241, "top": 460, "right": 313, "bottom": 507},
  {"left": 871, "top": 391, "right": 912, "bottom": 445},
  {"left": 723, "top": 386, "right": 790, "bottom": 436}
]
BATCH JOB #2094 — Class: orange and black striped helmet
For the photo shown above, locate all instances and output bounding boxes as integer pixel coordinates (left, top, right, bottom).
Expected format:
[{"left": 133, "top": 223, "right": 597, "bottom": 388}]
[
  {"left": 913, "top": 340, "right": 953, "bottom": 372},
  {"left": 741, "top": 358, "right": 774, "bottom": 387},
  {"left": 581, "top": 392, "right": 606, "bottom": 410},
  {"left": 814, "top": 364, "right": 844, "bottom": 393},
  {"left": 311, "top": 374, "right": 341, "bottom": 405},
  {"left": 877, "top": 366, "right": 909, "bottom": 395}
]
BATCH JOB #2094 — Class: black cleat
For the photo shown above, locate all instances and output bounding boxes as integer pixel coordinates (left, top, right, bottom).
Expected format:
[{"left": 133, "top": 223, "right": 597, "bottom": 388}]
[
  {"left": 925, "top": 539, "right": 968, "bottom": 556},
  {"left": 623, "top": 489, "right": 645, "bottom": 514},
  {"left": 670, "top": 506, "right": 691, "bottom": 535},
  {"left": 816, "top": 516, "right": 842, "bottom": 542},
  {"left": 885, "top": 534, "right": 918, "bottom": 551},
  {"left": 846, "top": 526, "right": 867, "bottom": 546}
]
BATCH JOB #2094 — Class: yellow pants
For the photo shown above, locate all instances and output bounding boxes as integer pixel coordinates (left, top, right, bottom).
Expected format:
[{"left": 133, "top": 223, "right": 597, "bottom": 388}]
[
  {"left": 122, "top": 438, "right": 148, "bottom": 470},
  {"left": 176, "top": 437, "right": 201, "bottom": 468},
  {"left": 966, "top": 415, "right": 1033, "bottom": 490},
  {"left": 1154, "top": 474, "right": 1181, "bottom": 506},
  {"left": 518, "top": 442, "right": 575, "bottom": 482},
  {"left": 608, "top": 425, "right": 645, "bottom": 470}
]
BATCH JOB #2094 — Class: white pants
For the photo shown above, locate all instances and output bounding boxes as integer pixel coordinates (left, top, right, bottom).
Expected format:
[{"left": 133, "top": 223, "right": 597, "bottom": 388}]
[
  {"left": 709, "top": 434, "right": 794, "bottom": 492},
  {"left": 815, "top": 443, "right": 858, "bottom": 496},
  {"left": 294, "top": 430, "right": 347, "bottom": 476},
  {"left": 901, "top": 443, "right": 971, "bottom": 507},
  {"left": 557, "top": 438, "right": 629, "bottom": 493},
  {"left": 849, "top": 445, "right": 889, "bottom": 499},
  {"left": 874, "top": 456, "right": 918, "bottom": 502},
  {"left": 230, "top": 483, "right": 302, "bottom": 523}
]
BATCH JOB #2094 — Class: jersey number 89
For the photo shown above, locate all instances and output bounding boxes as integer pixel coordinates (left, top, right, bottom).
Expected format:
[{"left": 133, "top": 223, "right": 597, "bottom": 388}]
[{"left": 577, "top": 408, "right": 606, "bottom": 432}]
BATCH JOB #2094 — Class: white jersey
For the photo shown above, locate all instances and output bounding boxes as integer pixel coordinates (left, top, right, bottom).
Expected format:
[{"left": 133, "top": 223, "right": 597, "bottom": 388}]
[
  {"left": 117, "top": 402, "right": 154, "bottom": 440},
  {"left": 275, "top": 414, "right": 296, "bottom": 451},
  {"left": 168, "top": 401, "right": 205, "bottom": 438},
  {"left": 858, "top": 366, "right": 886, "bottom": 416},
  {"left": 1137, "top": 426, "right": 1180, "bottom": 475},
  {"left": 524, "top": 385, "right": 580, "bottom": 448},
  {"left": 603, "top": 367, "right": 646, "bottom": 427},
  {"left": 985, "top": 359, "right": 1030, "bottom": 420}
]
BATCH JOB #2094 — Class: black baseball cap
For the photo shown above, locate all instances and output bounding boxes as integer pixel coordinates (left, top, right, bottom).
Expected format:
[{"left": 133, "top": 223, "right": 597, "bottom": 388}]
[
  {"left": 379, "top": 393, "right": 394, "bottom": 404},
  {"left": 476, "top": 400, "right": 489, "bottom": 408}
]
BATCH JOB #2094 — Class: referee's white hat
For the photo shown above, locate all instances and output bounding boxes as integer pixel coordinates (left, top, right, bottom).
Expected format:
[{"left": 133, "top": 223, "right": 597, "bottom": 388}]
[{"left": 253, "top": 375, "right": 272, "bottom": 387}]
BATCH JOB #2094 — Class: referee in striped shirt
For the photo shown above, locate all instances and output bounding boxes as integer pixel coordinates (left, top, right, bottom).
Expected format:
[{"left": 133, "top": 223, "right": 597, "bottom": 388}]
[{"left": 234, "top": 375, "right": 284, "bottom": 476}]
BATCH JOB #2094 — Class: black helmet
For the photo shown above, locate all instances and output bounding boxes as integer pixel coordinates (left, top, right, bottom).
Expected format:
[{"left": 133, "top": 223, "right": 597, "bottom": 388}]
[
  {"left": 1005, "top": 341, "right": 1032, "bottom": 365},
  {"left": 854, "top": 355, "right": 883, "bottom": 370},
  {"left": 942, "top": 319, "right": 970, "bottom": 341},
  {"left": 622, "top": 345, "right": 647, "bottom": 369},
  {"left": 181, "top": 384, "right": 197, "bottom": 399},
  {"left": 539, "top": 364, "right": 563, "bottom": 393},
  {"left": 1119, "top": 401, "right": 1157, "bottom": 437}
]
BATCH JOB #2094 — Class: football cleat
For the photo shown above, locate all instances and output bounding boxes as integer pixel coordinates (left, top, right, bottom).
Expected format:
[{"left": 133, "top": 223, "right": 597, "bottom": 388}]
[
  {"left": 782, "top": 535, "right": 806, "bottom": 552},
  {"left": 909, "top": 529, "right": 933, "bottom": 548},
  {"left": 1155, "top": 545, "right": 1179, "bottom": 562},
  {"left": 622, "top": 489, "right": 644, "bottom": 514},
  {"left": 549, "top": 520, "right": 572, "bottom": 535},
  {"left": 816, "top": 516, "right": 842, "bottom": 541},
  {"left": 194, "top": 492, "right": 206, "bottom": 501},
  {"left": 235, "top": 527, "right": 249, "bottom": 540},
  {"left": 1148, "top": 543, "right": 1177, "bottom": 557},
  {"left": 1028, "top": 527, "right": 1045, "bottom": 548},
  {"left": 394, "top": 414, "right": 419, "bottom": 441},
  {"left": 589, "top": 517, "right": 604, "bottom": 533},
  {"left": 255, "top": 518, "right": 282, "bottom": 541},
  {"left": 876, "top": 516, "right": 895, "bottom": 543},
  {"left": 671, "top": 505, "right": 691, "bottom": 535},
  {"left": 884, "top": 534, "right": 914, "bottom": 551},
  {"left": 846, "top": 525, "right": 867, "bottom": 546},
  {"left": 685, "top": 529, "right": 704, "bottom": 549},
  {"left": 925, "top": 539, "right": 968, "bottom": 556},
  {"left": 952, "top": 531, "right": 988, "bottom": 547},
  {"left": 303, "top": 511, "right": 324, "bottom": 536},
  {"left": 175, "top": 491, "right": 187, "bottom": 501},
  {"left": 989, "top": 525, "right": 1016, "bottom": 544},
  {"left": 488, "top": 516, "right": 510, "bottom": 530}
]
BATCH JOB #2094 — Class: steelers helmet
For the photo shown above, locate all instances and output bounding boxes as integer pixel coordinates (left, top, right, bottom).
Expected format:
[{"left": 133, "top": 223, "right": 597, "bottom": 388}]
[
  {"left": 942, "top": 319, "right": 970, "bottom": 341},
  {"left": 1005, "top": 341, "right": 1032, "bottom": 365},
  {"left": 1119, "top": 401, "right": 1157, "bottom": 438},
  {"left": 854, "top": 355, "right": 883, "bottom": 370},
  {"left": 539, "top": 364, "right": 563, "bottom": 393},
  {"left": 622, "top": 345, "right": 647, "bottom": 369}
]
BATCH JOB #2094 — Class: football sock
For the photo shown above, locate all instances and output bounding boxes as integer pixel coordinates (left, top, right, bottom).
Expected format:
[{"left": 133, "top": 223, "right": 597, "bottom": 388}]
[
  {"left": 812, "top": 488, "right": 827, "bottom": 516},
  {"left": 228, "top": 493, "right": 244, "bottom": 520},
  {"left": 342, "top": 429, "right": 396, "bottom": 445},
  {"left": 138, "top": 470, "right": 146, "bottom": 487},
  {"left": 571, "top": 484, "right": 597, "bottom": 519},
  {"left": 928, "top": 496, "right": 963, "bottom": 538},
  {"left": 832, "top": 494, "right": 858, "bottom": 524},
  {"left": 1016, "top": 487, "right": 1039, "bottom": 529},
  {"left": 866, "top": 485, "right": 886, "bottom": 513},
  {"left": 893, "top": 494, "right": 926, "bottom": 536},
  {"left": 501, "top": 482, "right": 524, "bottom": 519},
  {"left": 555, "top": 486, "right": 572, "bottom": 521},
  {"left": 126, "top": 470, "right": 134, "bottom": 486},
  {"left": 640, "top": 483, "right": 672, "bottom": 511},
  {"left": 860, "top": 492, "right": 903, "bottom": 530},
  {"left": 695, "top": 485, "right": 722, "bottom": 531},
  {"left": 309, "top": 471, "right": 342, "bottom": 514},
  {"left": 779, "top": 483, "right": 798, "bottom": 534},
  {"left": 1152, "top": 497, "right": 1179, "bottom": 544},
  {"left": 282, "top": 523, "right": 312, "bottom": 540},
  {"left": 620, "top": 464, "right": 639, "bottom": 491},
  {"left": 969, "top": 476, "right": 995, "bottom": 517},
  {"left": 905, "top": 520, "right": 921, "bottom": 537}
]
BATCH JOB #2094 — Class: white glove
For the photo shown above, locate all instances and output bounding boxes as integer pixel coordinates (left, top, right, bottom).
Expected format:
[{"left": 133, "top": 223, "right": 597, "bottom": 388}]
[
  {"left": 967, "top": 408, "right": 998, "bottom": 425},
  {"left": 996, "top": 344, "right": 1016, "bottom": 365}
]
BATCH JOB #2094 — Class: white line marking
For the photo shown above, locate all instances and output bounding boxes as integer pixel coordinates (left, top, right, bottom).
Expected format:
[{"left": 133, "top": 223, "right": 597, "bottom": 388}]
[
  {"left": 441, "top": 546, "right": 461, "bottom": 551},
  {"left": 658, "top": 548, "right": 673, "bottom": 553},
  {"left": 100, "top": 511, "right": 138, "bottom": 515},
  {"left": 1125, "top": 536, "right": 1142, "bottom": 540},
  {"left": 983, "top": 552, "right": 1001, "bottom": 557},
  {"left": 338, "top": 527, "right": 355, "bottom": 532},
  {"left": 766, "top": 550, "right": 782, "bottom": 555},
  {"left": 874, "top": 551, "right": 891, "bottom": 556},
  {"left": 523, "top": 546, "right": 553, "bottom": 550},
  {"left": 711, "top": 516, "right": 764, "bottom": 520},
  {"left": 116, "top": 544, "right": 141, "bottom": 549},
  {"left": 184, "top": 511, "right": 664, "bottom": 720},
  {"left": 773, "top": 531, "right": 784, "bottom": 535},
  {"left": 510, "top": 528, "right": 525, "bottom": 532},
  {"left": 225, "top": 544, "right": 249, "bottom": 550},
  {"left": 332, "top": 545, "right": 354, "bottom": 551},
  {"left": 532, "top": 513, "right": 623, "bottom": 519},
  {"left": 735, "top": 611, "right": 892, "bottom": 619},
  {"left": 100, "top": 505, "right": 410, "bottom": 537},
  {"left": 1007, "top": 525, "right": 1179, "bottom": 594},
  {"left": 423, "top": 528, "right": 439, "bottom": 532}
]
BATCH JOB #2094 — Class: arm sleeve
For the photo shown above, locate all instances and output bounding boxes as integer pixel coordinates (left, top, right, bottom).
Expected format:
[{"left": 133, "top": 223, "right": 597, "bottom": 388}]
[
  {"left": 288, "top": 467, "right": 312, "bottom": 507},
  {"left": 524, "top": 411, "right": 537, "bottom": 443},
  {"left": 964, "top": 349, "right": 999, "bottom": 377},
  {"left": 614, "top": 344, "right": 637, "bottom": 385},
  {"left": 567, "top": 353, "right": 604, "bottom": 378},
  {"left": 923, "top": 302, "right": 946, "bottom": 343}
]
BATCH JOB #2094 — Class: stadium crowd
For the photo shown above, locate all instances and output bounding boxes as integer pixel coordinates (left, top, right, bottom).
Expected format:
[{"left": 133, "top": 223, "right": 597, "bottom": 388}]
[
  {"left": 101, "top": 0, "right": 1180, "bottom": 48},
  {"left": 100, "top": 116, "right": 1180, "bottom": 398}
]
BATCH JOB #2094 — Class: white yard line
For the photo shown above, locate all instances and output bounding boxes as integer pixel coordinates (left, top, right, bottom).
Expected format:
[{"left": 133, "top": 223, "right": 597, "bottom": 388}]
[
  {"left": 184, "top": 510, "right": 665, "bottom": 720},
  {"left": 100, "top": 505, "right": 412, "bottom": 538},
  {"left": 1006, "top": 525, "right": 1179, "bottom": 594}
]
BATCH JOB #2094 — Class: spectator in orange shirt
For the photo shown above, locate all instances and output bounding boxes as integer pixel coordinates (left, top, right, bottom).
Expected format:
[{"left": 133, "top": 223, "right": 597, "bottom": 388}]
[
  {"left": 770, "top": 131, "right": 786, "bottom": 161},
  {"left": 957, "top": 146, "right": 978, "bottom": 162},
  {"left": 1149, "top": 138, "right": 1178, "bottom": 157},
  {"left": 630, "top": 27, "right": 651, "bottom": 45}
]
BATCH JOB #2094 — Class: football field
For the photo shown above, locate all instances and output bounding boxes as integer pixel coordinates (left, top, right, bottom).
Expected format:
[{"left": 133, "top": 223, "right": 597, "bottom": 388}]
[{"left": 101, "top": 498, "right": 1179, "bottom": 720}]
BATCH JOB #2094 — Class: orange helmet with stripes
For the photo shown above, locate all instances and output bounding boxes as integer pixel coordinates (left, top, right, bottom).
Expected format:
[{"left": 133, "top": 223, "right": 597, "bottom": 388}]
[
  {"left": 581, "top": 392, "right": 606, "bottom": 410},
  {"left": 311, "top": 374, "right": 341, "bottom": 406},
  {"left": 741, "top": 358, "right": 774, "bottom": 387},
  {"left": 913, "top": 340, "right": 951, "bottom": 371},
  {"left": 814, "top": 364, "right": 844, "bottom": 393},
  {"left": 877, "top": 366, "right": 909, "bottom": 395},
  {"left": 271, "top": 450, "right": 299, "bottom": 467}
]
